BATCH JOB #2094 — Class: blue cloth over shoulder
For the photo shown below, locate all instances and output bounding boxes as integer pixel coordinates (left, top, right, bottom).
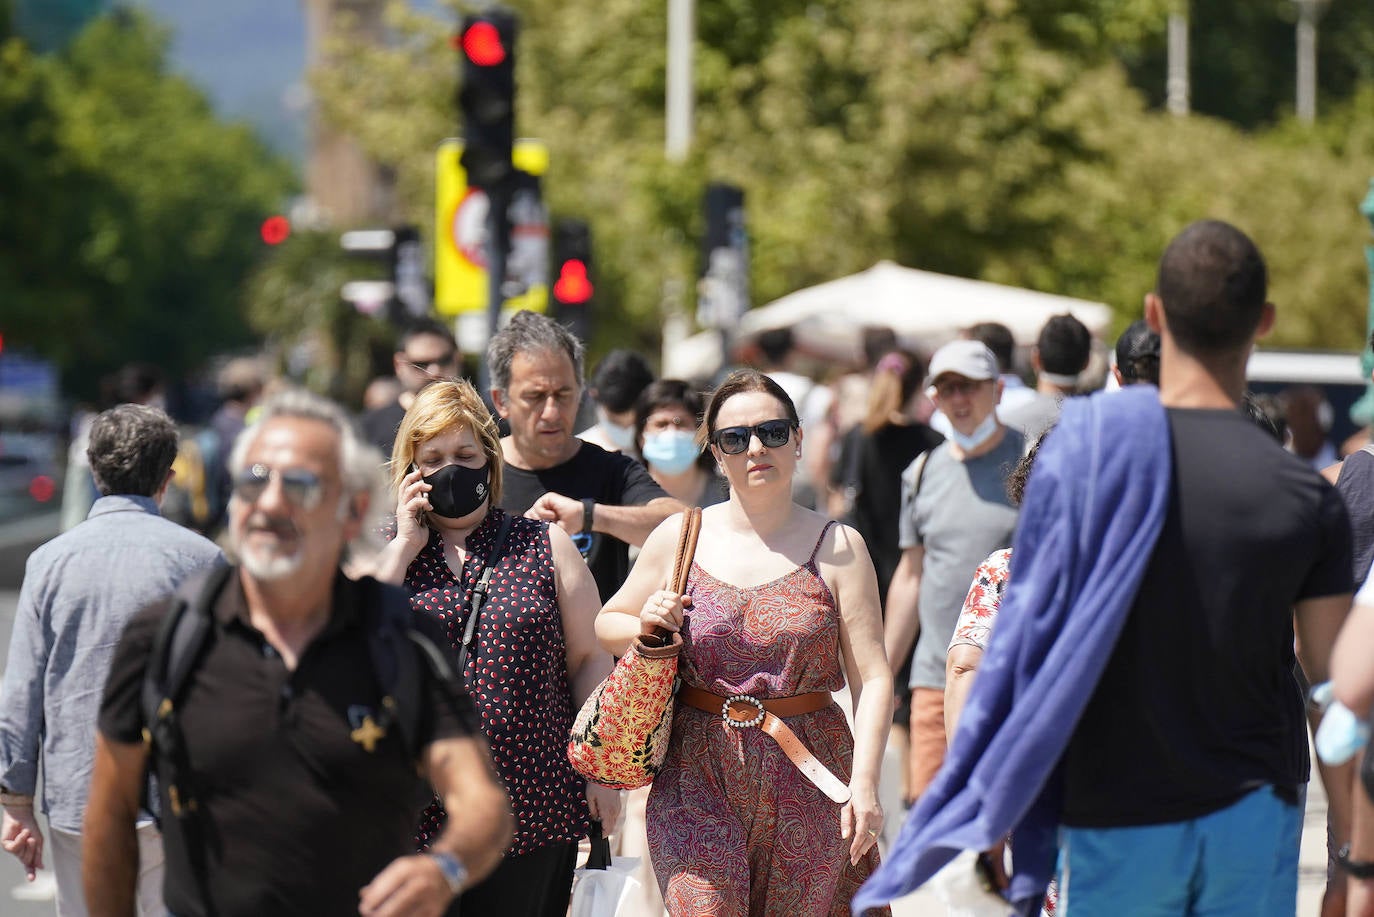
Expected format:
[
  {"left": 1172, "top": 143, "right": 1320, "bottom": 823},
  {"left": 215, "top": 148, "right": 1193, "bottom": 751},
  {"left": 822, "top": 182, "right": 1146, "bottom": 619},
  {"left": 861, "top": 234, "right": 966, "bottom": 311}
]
[{"left": 854, "top": 384, "right": 1173, "bottom": 915}]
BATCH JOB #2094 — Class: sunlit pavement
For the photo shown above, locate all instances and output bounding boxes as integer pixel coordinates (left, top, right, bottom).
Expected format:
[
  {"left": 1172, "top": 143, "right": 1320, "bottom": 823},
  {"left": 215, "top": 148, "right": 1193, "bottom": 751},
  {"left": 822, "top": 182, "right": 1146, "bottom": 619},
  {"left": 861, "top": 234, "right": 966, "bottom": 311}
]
[{"left": 883, "top": 735, "right": 1332, "bottom": 916}]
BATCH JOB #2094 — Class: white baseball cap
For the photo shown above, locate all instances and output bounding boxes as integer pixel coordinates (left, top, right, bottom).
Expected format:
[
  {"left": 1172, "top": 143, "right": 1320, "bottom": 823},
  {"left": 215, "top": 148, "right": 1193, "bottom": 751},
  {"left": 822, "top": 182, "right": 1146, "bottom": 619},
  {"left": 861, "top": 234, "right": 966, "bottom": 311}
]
[{"left": 926, "top": 340, "right": 999, "bottom": 386}]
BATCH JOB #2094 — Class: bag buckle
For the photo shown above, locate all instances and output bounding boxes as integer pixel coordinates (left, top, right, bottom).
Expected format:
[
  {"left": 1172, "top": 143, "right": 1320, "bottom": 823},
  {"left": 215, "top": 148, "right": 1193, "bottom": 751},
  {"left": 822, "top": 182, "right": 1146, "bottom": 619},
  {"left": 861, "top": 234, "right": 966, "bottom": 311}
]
[{"left": 721, "top": 694, "right": 766, "bottom": 729}]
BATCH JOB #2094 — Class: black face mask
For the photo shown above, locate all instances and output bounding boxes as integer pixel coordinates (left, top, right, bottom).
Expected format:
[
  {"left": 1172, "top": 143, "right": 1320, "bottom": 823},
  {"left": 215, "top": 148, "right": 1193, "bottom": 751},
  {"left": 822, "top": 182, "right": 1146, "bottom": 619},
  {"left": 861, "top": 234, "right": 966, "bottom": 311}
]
[{"left": 421, "top": 463, "right": 490, "bottom": 519}]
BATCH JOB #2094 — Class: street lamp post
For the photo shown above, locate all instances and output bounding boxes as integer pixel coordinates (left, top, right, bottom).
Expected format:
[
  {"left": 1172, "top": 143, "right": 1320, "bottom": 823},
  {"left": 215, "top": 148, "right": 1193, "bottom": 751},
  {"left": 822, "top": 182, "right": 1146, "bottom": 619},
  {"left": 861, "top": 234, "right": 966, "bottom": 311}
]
[
  {"left": 1166, "top": 3, "right": 1190, "bottom": 116},
  {"left": 666, "top": 0, "right": 694, "bottom": 162},
  {"left": 1294, "top": 0, "right": 1329, "bottom": 124}
]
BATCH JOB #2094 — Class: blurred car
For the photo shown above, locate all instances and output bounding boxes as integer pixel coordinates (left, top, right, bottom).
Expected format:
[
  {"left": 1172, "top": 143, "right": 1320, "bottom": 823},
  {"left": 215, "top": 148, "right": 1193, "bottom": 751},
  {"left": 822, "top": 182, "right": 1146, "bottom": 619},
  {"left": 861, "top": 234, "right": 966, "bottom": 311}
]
[{"left": 0, "top": 431, "right": 62, "bottom": 523}]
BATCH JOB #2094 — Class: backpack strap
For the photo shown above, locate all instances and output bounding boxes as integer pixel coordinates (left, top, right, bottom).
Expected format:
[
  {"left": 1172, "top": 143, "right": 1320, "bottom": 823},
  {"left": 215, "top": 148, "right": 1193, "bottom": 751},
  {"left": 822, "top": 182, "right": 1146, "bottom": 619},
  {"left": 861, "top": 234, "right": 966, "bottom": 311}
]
[
  {"left": 455, "top": 511, "right": 516, "bottom": 675},
  {"left": 363, "top": 577, "right": 465, "bottom": 768},
  {"left": 365, "top": 579, "right": 424, "bottom": 766},
  {"left": 910, "top": 448, "right": 932, "bottom": 498},
  {"left": 142, "top": 563, "right": 233, "bottom": 754},
  {"left": 141, "top": 561, "right": 233, "bottom": 917}
]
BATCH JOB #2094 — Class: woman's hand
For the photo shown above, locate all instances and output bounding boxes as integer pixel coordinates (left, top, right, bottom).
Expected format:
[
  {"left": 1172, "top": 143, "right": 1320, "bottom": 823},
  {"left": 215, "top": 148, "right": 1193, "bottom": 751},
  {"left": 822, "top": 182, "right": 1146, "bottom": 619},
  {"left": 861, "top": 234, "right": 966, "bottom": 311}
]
[
  {"left": 394, "top": 467, "right": 432, "bottom": 550},
  {"left": 585, "top": 783, "right": 623, "bottom": 835},
  {"left": 840, "top": 780, "right": 883, "bottom": 866},
  {"left": 639, "top": 590, "right": 689, "bottom": 639}
]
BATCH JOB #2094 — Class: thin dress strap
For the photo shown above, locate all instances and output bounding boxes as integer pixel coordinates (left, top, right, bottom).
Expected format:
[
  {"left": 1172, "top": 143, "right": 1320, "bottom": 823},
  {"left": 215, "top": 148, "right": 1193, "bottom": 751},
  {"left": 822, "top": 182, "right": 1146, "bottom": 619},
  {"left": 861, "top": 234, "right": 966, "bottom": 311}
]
[{"left": 807, "top": 519, "right": 839, "bottom": 567}]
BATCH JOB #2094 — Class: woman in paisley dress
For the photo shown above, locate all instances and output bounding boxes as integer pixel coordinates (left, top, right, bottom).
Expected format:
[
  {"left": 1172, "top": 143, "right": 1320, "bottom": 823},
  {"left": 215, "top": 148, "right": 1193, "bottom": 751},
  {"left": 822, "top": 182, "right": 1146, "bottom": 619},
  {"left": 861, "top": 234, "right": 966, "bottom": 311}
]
[
  {"left": 598, "top": 368, "right": 893, "bottom": 917},
  {"left": 372, "top": 379, "right": 618, "bottom": 917}
]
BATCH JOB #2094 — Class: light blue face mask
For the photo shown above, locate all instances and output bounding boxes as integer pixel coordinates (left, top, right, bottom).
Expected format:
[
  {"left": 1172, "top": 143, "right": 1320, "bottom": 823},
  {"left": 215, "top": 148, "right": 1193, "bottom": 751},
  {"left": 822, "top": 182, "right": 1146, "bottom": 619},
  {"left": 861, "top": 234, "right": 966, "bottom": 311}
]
[
  {"left": 597, "top": 408, "right": 638, "bottom": 452},
  {"left": 642, "top": 430, "right": 700, "bottom": 475},
  {"left": 948, "top": 411, "right": 1000, "bottom": 452}
]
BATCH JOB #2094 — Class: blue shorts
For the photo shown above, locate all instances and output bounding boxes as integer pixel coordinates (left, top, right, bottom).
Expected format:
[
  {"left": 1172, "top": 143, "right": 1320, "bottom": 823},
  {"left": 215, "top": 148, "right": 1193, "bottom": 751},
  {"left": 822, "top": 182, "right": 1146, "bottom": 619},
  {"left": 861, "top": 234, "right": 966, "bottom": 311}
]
[{"left": 1057, "top": 786, "right": 1302, "bottom": 916}]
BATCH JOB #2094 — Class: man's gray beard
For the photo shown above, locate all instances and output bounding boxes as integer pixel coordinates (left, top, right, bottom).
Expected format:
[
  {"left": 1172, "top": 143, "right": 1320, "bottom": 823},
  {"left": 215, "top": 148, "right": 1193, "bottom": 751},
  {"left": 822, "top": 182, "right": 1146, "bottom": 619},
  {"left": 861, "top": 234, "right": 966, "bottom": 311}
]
[{"left": 238, "top": 546, "right": 303, "bottom": 581}]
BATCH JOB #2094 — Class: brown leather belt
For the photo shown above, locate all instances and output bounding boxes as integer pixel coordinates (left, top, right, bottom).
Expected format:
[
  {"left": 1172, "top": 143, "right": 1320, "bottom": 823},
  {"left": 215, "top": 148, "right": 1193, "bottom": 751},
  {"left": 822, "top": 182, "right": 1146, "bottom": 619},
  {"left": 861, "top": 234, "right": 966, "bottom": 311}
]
[{"left": 676, "top": 684, "right": 852, "bottom": 804}]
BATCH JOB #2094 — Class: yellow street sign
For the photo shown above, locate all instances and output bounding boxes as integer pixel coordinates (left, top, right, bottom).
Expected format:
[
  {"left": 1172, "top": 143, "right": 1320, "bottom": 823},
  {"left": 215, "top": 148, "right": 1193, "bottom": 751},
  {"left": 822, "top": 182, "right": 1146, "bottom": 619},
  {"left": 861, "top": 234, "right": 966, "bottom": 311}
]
[{"left": 434, "top": 139, "right": 550, "bottom": 316}]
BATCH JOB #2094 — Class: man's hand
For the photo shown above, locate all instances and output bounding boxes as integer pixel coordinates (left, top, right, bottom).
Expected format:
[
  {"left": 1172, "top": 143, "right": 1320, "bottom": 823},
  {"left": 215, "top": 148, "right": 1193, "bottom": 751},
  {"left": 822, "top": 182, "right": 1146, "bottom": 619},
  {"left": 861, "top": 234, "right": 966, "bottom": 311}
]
[
  {"left": 525, "top": 492, "right": 584, "bottom": 533},
  {"left": 586, "top": 782, "right": 622, "bottom": 835},
  {"left": 1, "top": 805, "right": 44, "bottom": 881},
  {"left": 358, "top": 854, "right": 455, "bottom": 917}
]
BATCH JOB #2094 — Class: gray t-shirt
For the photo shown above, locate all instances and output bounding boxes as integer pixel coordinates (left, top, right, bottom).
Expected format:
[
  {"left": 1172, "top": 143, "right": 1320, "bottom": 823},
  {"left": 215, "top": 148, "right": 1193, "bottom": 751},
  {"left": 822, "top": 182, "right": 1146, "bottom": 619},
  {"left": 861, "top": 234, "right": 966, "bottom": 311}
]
[
  {"left": 897, "top": 430, "right": 1023, "bottom": 690},
  {"left": 998, "top": 391, "right": 1062, "bottom": 443}
]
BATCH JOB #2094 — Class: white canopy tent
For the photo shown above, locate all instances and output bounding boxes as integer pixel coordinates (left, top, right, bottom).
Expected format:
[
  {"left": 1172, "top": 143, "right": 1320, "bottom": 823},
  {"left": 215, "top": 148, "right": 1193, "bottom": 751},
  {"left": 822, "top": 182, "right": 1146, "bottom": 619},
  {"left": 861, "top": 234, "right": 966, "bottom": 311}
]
[{"left": 664, "top": 260, "right": 1114, "bottom": 378}]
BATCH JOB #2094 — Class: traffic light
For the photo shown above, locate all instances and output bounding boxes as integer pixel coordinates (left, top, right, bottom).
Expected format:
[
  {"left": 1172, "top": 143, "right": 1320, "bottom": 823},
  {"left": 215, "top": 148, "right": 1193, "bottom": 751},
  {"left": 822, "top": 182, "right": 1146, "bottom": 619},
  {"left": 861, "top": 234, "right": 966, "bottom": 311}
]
[
  {"left": 552, "top": 220, "right": 593, "bottom": 306},
  {"left": 552, "top": 219, "right": 593, "bottom": 339},
  {"left": 455, "top": 9, "right": 517, "bottom": 190},
  {"left": 260, "top": 215, "right": 291, "bottom": 246}
]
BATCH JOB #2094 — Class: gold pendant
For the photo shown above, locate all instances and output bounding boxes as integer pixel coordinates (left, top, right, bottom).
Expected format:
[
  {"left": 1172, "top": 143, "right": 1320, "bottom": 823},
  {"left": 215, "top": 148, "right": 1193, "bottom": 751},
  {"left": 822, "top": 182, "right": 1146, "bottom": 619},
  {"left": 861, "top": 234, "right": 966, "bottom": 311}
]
[{"left": 350, "top": 715, "right": 386, "bottom": 753}]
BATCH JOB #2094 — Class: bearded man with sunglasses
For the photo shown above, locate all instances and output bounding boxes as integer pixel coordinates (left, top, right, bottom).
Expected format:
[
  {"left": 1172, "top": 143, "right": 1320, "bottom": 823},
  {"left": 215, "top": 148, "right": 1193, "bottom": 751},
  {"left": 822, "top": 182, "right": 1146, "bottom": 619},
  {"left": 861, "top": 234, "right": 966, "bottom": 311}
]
[
  {"left": 84, "top": 390, "right": 512, "bottom": 917},
  {"left": 882, "top": 340, "right": 1023, "bottom": 807}
]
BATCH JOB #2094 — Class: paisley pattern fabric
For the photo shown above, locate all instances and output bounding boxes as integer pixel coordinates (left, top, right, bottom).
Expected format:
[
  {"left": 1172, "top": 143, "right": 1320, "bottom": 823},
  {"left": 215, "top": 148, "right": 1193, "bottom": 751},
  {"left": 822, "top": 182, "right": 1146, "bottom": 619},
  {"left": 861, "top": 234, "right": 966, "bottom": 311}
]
[
  {"left": 646, "top": 520, "right": 890, "bottom": 917},
  {"left": 397, "top": 509, "right": 589, "bottom": 857}
]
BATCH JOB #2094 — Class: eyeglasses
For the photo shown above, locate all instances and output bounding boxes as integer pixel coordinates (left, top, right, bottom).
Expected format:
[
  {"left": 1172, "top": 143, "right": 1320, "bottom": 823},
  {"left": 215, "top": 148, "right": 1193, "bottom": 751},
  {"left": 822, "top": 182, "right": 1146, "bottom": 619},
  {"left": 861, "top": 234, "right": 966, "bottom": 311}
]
[
  {"left": 231, "top": 463, "right": 324, "bottom": 509},
  {"left": 405, "top": 352, "right": 457, "bottom": 373},
  {"left": 933, "top": 378, "right": 990, "bottom": 399},
  {"left": 710, "top": 419, "right": 796, "bottom": 455}
]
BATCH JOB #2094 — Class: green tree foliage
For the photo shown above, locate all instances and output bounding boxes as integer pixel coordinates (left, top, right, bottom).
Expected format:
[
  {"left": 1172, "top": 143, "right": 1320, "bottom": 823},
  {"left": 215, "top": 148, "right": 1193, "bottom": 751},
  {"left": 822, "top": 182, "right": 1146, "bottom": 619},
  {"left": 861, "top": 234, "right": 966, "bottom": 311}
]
[
  {"left": 244, "top": 229, "right": 397, "bottom": 404},
  {"left": 314, "top": 0, "right": 1374, "bottom": 356},
  {"left": 1124, "top": 0, "right": 1374, "bottom": 128},
  {"left": 0, "top": 9, "right": 292, "bottom": 399}
]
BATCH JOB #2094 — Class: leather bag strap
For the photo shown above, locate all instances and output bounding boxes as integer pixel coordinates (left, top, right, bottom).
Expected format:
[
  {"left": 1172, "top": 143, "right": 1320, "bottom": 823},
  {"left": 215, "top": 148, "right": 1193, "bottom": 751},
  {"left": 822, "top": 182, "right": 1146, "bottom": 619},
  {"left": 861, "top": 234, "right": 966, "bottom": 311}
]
[
  {"left": 640, "top": 508, "right": 701, "bottom": 651},
  {"left": 670, "top": 507, "right": 702, "bottom": 595}
]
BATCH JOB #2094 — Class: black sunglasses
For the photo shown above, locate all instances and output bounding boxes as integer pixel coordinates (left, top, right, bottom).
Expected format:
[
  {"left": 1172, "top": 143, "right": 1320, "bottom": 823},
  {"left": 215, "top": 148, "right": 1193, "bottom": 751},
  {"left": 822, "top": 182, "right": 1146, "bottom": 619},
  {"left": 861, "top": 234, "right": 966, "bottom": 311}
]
[
  {"left": 710, "top": 419, "right": 796, "bottom": 455},
  {"left": 231, "top": 463, "right": 324, "bottom": 509},
  {"left": 405, "top": 351, "right": 457, "bottom": 372}
]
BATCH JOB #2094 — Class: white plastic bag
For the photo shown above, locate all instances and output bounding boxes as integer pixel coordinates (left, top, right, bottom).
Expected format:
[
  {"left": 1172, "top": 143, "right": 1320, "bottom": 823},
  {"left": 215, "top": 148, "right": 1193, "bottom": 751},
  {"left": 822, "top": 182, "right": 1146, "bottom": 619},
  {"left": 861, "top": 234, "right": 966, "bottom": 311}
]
[
  {"left": 928, "top": 850, "right": 1016, "bottom": 917},
  {"left": 570, "top": 822, "right": 643, "bottom": 917}
]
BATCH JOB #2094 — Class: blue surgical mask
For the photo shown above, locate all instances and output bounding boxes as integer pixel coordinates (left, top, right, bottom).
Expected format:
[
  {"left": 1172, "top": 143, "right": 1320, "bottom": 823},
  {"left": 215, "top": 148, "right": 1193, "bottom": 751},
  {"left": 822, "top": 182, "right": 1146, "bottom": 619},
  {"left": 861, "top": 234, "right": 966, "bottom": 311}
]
[
  {"left": 948, "top": 412, "right": 1000, "bottom": 453},
  {"left": 642, "top": 430, "right": 700, "bottom": 475},
  {"left": 598, "top": 409, "right": 637, "bottom": 452}
]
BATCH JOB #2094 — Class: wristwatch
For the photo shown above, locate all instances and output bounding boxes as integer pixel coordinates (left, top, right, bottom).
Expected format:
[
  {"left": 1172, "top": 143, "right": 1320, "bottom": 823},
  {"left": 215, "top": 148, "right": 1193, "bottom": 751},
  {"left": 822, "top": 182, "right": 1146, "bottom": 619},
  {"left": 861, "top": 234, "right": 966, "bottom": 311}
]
[
  {"left": 1337, "top": 843, "right": 1374, "bottom": 879},
  {"left": 580, "top": 498, "right": 596, "bottom": 535},
  {"left": 428, "top": 851, "right": 468, "bottom": 895}
]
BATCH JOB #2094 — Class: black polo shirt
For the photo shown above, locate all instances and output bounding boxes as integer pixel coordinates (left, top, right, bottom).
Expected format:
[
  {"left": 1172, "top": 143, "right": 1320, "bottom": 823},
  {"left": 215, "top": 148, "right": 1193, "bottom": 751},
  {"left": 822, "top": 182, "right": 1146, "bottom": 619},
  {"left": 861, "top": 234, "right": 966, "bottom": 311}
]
[{"left": 99, "top": 570, "right": 479, "bottom": 917}]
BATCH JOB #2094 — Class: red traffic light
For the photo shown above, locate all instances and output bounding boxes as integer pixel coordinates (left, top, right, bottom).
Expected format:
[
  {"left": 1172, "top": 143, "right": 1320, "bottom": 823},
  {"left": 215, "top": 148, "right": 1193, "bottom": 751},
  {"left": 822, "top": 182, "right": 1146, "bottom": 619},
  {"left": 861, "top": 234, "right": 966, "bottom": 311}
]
[
  {"left": 260, "top": 215, "right": 291, "bottom": 246},
  {"left": 458, "top": 21, "right": 507, "bottom": 66},
  {"left": 554, "top": 259, "right": 593, "bottom": 305},
  {"left": 29, "top": 475, "right": 55, "bottom": 504}
]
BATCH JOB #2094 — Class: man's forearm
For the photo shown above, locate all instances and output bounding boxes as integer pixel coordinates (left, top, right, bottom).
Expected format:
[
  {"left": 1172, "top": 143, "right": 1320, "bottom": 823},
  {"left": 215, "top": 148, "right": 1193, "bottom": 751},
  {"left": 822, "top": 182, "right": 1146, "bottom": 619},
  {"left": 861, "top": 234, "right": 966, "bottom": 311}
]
[
  {"left": 428, "top": 738, "right": 513, "bottom": 888},
  {"left": 83, "top": 797, "right": 139, "bottom": 916},
  {"left": 590, "top": 498, "right": 683, "bottom": 548},
  {"left": 883, "top": 574, "right": 921, "bottom": 668},
  {"left": 83, "top": 736, "right": 147, "bottom": 917}
]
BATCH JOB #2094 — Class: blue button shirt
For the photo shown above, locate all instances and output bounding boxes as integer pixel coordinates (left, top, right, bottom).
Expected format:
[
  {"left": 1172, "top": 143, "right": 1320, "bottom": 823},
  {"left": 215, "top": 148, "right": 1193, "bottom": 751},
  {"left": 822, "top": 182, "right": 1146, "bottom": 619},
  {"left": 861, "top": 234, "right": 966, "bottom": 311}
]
[{"left": 0, "top": 495, "right": 223, "bottom": 831}]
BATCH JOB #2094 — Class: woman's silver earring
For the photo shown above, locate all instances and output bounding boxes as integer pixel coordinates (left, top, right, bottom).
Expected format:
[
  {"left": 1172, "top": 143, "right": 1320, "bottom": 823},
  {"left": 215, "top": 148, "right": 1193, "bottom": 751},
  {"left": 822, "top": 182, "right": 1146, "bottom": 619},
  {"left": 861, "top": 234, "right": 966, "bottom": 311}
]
[{"left": 795, "top": 449, "right": 802, "bottom": 458}]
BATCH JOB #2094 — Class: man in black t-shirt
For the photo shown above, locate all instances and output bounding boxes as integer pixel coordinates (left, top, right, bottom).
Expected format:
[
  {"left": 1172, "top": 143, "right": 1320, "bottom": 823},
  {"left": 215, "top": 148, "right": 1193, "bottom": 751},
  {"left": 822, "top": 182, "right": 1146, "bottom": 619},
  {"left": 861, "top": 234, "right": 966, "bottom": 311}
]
[
  {"left": 83, "top": 391, "right": 511, "bottom": 917},
  {"left": 487, "top": 312, "right": 682, "bottom": 601},
  {"left": 1054, "top": 222, "right": 1353, "bottom": 915}
]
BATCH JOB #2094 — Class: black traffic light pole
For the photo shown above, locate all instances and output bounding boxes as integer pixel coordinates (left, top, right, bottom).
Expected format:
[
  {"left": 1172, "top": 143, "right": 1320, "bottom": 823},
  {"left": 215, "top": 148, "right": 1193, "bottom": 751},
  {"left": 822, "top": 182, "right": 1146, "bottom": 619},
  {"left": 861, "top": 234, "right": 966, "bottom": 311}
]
[{"left": 456, "top": 6, "right": 518, "bottom": 394}]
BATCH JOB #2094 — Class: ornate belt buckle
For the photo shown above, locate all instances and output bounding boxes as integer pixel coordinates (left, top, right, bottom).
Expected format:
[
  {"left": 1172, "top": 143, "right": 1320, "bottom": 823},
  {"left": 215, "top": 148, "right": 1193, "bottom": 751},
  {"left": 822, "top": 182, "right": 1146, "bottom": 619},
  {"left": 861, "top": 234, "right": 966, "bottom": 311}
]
[{"left": 721, "top": 694, "right": 766, "bottom": 729}]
